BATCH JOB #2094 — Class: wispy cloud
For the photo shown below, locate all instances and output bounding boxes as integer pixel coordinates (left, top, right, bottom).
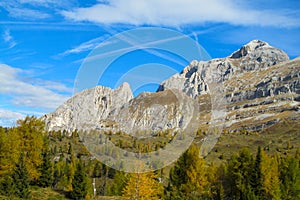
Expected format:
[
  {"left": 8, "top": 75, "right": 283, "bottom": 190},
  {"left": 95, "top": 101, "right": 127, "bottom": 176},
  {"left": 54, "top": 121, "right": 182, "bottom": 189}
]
[
  {"left": 59, "top": 34, "right": 112, "bottom": 56},
  {"left": 0, "top": 108, "right": 25, "bottom": 127},
  {"left": 0, "top": 108, "right": 47, "bottom": 127},
  {"left": 18, "top": 0, "right": 58, "bottom": 6},
  {"left": 80, "top": 31, "right": 205, "bottom": 63},
  {"left": 0, "top": 64, "right": 71, "bottom": 111},
  {"left": 0, "top": 0, "right": 74, "bottom": 20},
  {"left": 2, "top": 29, "right": 16, "bottom": 48},
  {"left": 61, "top": 0, "right": 300, "bottom": 28},
  {"left": 17, "top": 0, "right": 75, "bottom": 8},
  {"left": 6, "top": 7, "right": 51, "bottom": 19}
]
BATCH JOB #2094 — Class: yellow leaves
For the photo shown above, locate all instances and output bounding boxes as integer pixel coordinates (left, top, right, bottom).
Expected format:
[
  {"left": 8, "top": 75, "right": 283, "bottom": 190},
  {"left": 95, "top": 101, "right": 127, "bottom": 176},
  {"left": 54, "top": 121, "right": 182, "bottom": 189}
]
[
  {"left": 260, "top": 149, "right": 281, "bottom": 200},
  {"left": 186, "top": 160, "right": 207, "bottom": 190},
  {"left": 122, "top": 171, "right": 163, "bottom": 200},
  {"left": 182, "top": 144, "right": 210, "bottom": 197},
  {"left": 0, "top": 116, "right": 45, "bottom": 181}
]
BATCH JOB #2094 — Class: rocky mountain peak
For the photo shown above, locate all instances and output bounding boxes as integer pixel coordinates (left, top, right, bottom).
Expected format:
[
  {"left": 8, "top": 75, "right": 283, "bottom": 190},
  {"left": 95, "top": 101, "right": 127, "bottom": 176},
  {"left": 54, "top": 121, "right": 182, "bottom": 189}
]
[
  {"left": 158, "top": 40, "right": 290, "bottom": 98},
  {"left": 230, "top": 39, "right": 289, "bottom": 62},
  {"left": 44, "top": 40, "right": 299, "bottom": 134},
  {"left": 43, "top": 83, "right": 133, "bottom": 133},
  {"left": 230, "top": 40, "right": 269, "bottom": 58}
]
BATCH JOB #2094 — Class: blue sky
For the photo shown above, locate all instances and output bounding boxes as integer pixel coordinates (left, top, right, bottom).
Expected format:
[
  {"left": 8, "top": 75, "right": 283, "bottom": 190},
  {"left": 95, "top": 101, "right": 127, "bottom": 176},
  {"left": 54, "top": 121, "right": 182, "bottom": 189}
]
[{"left": 0, "top": 0, "right": 299, "bottom": 126}]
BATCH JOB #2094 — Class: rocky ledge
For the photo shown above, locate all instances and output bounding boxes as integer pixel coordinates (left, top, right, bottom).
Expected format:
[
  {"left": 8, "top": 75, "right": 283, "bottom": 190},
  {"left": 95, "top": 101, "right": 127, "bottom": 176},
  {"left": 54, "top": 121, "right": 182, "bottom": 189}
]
[{"left": 44, "top": 40, "right": 299, "bottom": 133}]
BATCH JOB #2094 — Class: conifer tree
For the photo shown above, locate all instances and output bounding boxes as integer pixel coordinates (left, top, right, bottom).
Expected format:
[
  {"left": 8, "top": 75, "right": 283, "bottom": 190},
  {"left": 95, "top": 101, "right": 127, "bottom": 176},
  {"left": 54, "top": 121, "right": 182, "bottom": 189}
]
[
  {"left": 280, "top": 156, "right": 300, "bottom": 199},
  {"left": 168, "top": 144, "right": 210, "bottom": 199},
  {"left": 212, "top": 163, "right": 227, "bottom": 200},
  {"left": 109, "top": 170, "right": 127, "bottom": 196},
  {"left": 92, "top": 162, "right": 102, "bottom": 178},
  {"left": 70, "top": 160, "right": 88, "bottom": 200},
  {"left": 122, "top": 171, "right": 163, "bottom": 200},
  {"left": 0, "top": 175, "right": 14, "bottom": 197},
  {"left": 261, "top": 153, "right": 281, "bottom": 200},
  {"left": 17, "top": 116, "right": 45, "bottom": 180},
  {"left": 12, "top": 152, "right": 31, "bottom": 199},
  {"left": 251, "top": 146, "right": 264, "bottom": 198},
  {"left": 66, "top": 142, "right": 76, "bottom": 191},
  {"left": 0, "top": 127, "right": 10, "bottom": 176},
  {"left": 38, "top": 142, "right": 53, "bottom": 187},
  {"left": 182, "top": 144, "right": 210, "bottom": 199},
  {"left": 227, "top": 148, "right": 254, "bottom": 199}
]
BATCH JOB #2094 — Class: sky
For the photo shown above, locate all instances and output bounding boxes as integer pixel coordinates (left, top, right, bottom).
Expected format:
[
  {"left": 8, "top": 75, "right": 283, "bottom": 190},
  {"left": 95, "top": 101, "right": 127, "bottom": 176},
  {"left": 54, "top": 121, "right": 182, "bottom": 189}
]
[{"left": 0, "top": 0, "right": 299, "bottom": 127}]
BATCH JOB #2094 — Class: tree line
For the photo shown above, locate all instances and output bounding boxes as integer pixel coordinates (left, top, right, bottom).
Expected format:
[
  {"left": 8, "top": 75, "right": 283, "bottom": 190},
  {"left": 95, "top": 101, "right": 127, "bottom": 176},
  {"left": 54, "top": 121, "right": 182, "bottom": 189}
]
[{"left": 0, "top": 116, "right": 299, "bottom": 199}]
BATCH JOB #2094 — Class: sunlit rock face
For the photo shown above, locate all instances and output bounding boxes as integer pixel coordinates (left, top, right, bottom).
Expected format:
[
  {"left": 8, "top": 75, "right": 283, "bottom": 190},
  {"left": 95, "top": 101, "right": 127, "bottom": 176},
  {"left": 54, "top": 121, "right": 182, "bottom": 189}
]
[{"left": 44, "top": 40, "right": 299, "bottom": 133}]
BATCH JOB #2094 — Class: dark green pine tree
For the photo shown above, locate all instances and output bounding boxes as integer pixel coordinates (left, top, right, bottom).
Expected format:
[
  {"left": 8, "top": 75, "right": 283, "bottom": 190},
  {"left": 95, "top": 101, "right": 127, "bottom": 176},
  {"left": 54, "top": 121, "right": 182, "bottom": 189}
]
[
  {"left": 226, "top": 148, "right": 255, "bottom": 199},
  {"left": 70, "top": 160, "right": 88, "bottom": 200},
  {"left": 108, "top": 170, "right": 127, "bottom": 196},
  {"left": 92, "top": 162, "right": 102, "bottom": 178},
  {"left": 250, "top": 146, "right": 263, "bottom": 198},
  {"left": 167, "top": 151, "right": 187, "bottom": 199},
  {"left": 0, "top": 175, "right": 14, "bottom": 197},
  {"left": 280, "top": 156, "right": 300, "bottom": 199},
  {"left": 38, "top": 148, "right": 54, "bottom": 187},
  {"left": 12, "top": 152, "right": 31, "bottom": 199},
  {"left": 167, "top": 144, "right": 199, "bottom": 199}
]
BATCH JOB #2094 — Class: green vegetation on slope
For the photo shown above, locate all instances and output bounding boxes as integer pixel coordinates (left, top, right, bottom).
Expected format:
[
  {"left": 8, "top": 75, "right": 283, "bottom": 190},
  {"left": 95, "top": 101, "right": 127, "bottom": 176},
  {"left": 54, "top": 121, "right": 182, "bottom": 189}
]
[{"left": 0, "top": 116, "right": 299, "bottom": 199}]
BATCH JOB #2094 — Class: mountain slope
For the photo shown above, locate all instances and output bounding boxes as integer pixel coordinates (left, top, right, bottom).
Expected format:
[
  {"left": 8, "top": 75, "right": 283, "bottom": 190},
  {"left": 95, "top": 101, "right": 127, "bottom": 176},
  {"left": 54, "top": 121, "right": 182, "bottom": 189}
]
[
  {"left": 44, "top": 40, "right": 299, "bottom": 133},
  {"left": 158, "top": 40, "right": 299, "bottom": 132}
]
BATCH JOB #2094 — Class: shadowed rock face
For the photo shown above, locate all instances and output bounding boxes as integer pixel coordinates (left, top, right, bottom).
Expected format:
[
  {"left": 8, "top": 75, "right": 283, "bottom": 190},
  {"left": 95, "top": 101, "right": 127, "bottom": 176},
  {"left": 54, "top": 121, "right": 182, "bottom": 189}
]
[{"left": 44, "top": 40, "right": 299, "bottom": 133}]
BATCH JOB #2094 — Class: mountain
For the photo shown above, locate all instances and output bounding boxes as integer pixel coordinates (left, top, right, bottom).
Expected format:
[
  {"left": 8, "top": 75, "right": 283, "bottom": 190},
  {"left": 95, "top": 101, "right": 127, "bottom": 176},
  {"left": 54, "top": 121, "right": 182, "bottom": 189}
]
[
  {"left": 158, "top": 40, "right": 299, "bottom": 131},
  {"left": 43, "top": 40, "right": 300, "bottom": 134}
]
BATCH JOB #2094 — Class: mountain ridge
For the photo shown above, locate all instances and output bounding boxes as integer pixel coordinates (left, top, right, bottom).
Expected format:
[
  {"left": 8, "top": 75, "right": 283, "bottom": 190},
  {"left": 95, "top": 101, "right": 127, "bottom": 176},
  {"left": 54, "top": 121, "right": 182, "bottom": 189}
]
[{"left": 43, "top": 40, "right": 299, "bottom": 134}]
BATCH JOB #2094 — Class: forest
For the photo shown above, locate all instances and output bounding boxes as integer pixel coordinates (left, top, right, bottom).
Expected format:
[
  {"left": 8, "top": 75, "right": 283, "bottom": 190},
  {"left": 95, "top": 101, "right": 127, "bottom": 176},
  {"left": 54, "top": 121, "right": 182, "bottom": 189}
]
[{"left": 0, "top": 116, "right": 299, "bottom": 199}]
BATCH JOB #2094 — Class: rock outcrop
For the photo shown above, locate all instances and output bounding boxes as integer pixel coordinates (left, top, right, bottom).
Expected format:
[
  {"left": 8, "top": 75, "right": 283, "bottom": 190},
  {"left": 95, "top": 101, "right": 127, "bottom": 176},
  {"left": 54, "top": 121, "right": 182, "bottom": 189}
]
[
  {"left": 157, "top": 40, "right": 289, "bottom": 98},
  {"left": 43, "top": 83, "right": 197, "bottom": 135},
  {"left": 158, "top": 40, "right": 299, "bottom": 132},
  {"left": 44, "top": 40, "right": 299, "bottom": 133},
  {"left": 43, "top": 82, "right": 133, "bottom": 132}
]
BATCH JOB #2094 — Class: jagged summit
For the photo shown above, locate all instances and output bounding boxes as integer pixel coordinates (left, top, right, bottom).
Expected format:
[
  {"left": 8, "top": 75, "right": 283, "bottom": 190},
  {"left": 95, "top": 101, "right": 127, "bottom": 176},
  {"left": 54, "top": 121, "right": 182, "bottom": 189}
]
[
  {"left": 158, "top": 40, "right": 290, "bottom": 98},
  {"left": 43, "top": 82, "right": 133, "bottom": 132},
  {"left": 44, "top": 40, "right": 299, "bottom": 133},
  {"left": 230, "top": 40, "right": 269, "bottom": 58},
  {"left": 230, "top": 40, "right": 289, "bottom": 60}
]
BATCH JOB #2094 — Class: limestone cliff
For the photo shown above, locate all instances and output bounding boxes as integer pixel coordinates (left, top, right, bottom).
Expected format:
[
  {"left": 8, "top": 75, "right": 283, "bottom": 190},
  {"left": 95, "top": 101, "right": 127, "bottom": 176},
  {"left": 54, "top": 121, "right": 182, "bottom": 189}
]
[{"left": 44, "top": 40, "right": 299, "bottom": 133}]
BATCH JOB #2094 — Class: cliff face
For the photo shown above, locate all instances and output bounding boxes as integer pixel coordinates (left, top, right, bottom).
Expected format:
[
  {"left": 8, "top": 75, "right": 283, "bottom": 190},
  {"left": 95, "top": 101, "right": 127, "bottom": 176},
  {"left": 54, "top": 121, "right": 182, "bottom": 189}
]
[
  {"left": 157, "top": 40, "right": 290, "bottom": 98},
  {"left": 43, "top": 82, "right": 133, "bottom": 132},
  {"left": 222, "top": 57, "right": 300, "bottom": 131},
  {"left": 158, "top": 40, "right": 299, "bottom": 132},
  {"left": 43, "top": 83, "right": 197, "bottom": 134},
  {"left": 44, "top": 40, "right": 299, "bottom": 133}
]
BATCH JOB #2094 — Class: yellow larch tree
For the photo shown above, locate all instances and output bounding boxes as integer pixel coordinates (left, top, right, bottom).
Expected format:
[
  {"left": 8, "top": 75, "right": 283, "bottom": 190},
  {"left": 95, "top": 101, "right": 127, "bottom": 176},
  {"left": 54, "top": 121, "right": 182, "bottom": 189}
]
[{"left": 122, "top": 171, "right": 163, "bottom": 200}]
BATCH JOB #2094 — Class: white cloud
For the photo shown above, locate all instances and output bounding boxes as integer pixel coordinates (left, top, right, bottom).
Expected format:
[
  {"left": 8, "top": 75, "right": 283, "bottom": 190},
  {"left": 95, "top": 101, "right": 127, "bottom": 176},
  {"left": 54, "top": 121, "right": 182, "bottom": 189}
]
[
  {"left": 0, "top": 109, "right": 25, "bottom": 127},
  {"left": 7, "top": 7, "right": 51, "bottom": 19},
  {"left": 0, "top": 109, "right": 25, "bottom": 120},
  {"left": 0, "top": 64, "right": 71, "bottom": 111},
  {"left": 61, "top": 0, "right": 300, "bottom": 27},
  {"left": 17, "top": 0, "right": 75, "bottom": 8},
  {"left": 60, "top": 35, "right": 111, "bottom": 56},
  {"left": 18, "top": 0, "right": 56, "bottom": 4},
  {"left": 3, "top": 30, "right": 13, "bottom": 43},
  {"left": 0, "top": 108, "right": 46, "bottom": 127},
  {"left": 0, "top": 1, "right": 57, "bottom": 20},
  {"left": 2, "top": 29, "right": 16, "bottom": 48}
]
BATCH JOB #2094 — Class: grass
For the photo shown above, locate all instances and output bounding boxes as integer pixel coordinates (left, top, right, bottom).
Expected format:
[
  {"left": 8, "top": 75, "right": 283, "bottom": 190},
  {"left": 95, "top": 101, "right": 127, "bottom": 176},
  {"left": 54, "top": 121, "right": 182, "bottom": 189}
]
[
  {"left": 30, "top": 187, "right": 67, "bottom": 200},
  {"left": 0, "top": 187, "right": 67, "bottom": 200},
  {"left": 201, "top": 119, "right": 300, "bottom": 165}
]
